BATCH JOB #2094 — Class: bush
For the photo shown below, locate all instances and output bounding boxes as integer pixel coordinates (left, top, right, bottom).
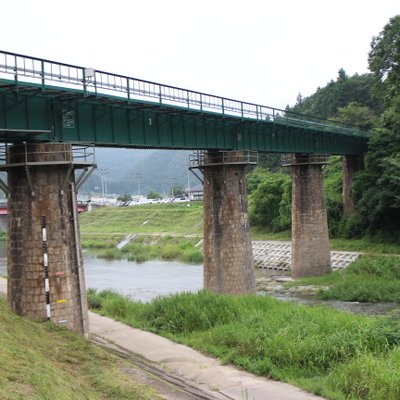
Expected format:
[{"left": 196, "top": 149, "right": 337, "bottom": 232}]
[{"left": 249, "top": 171, "right": 291, "bottom": 231}]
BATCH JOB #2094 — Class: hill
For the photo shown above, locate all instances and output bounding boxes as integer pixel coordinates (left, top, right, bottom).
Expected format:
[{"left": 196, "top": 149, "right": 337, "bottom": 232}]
[{"left": 80, "top": 148, "right": 198, "bottom": 196}]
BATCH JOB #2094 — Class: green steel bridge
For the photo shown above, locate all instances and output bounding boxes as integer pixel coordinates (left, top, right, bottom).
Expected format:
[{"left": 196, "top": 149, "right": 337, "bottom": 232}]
[{"left": 0, "top": 50, "right": 369, "bottom": 154}]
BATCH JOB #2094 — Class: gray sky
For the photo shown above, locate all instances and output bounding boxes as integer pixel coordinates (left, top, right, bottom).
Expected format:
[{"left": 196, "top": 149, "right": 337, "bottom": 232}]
[{"left": 1, "top": 0, "right": 398, "bottom": 109}]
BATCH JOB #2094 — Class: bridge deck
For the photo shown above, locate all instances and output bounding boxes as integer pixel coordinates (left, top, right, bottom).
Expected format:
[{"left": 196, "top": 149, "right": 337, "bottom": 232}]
[{"left": 0, "top": 50, "right": 369, "bottom": 154}]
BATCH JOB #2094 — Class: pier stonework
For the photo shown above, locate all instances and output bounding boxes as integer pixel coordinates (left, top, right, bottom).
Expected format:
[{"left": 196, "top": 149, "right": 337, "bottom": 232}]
[
  {"left": 203, "top": 151, "right": 256, "bottom": 294},
  {"left": 6, "top": 143, "right": 89, "bottom": 336},
  {"left": 290, "top": 154, "right": 332, "bottom": 278},
  {"left": 342, "top": 154, "right": 364, "bottom": 216}
]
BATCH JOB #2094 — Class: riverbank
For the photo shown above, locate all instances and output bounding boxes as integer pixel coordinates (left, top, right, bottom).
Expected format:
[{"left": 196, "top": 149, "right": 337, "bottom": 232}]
[
  {"left": 0, "top": 286, "right": 160, "bottom": 400},
  {"left": 0, "top": 278, "right": 325, "bottom": 400},
  {"left": 88, "top": 289, "right": 400, "bottom": 400},
  {"left": 80, "top": 204, "right": 400, "bottom": 255}
]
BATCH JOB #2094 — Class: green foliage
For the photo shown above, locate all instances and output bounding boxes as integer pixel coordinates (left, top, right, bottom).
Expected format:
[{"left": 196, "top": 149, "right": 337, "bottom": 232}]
[
  {"left": 326, "top": 348, "right": 400, "bottom": 400},
  {"left": 146, "top": 191, "right": 162, "bottom": 199},
  {"left": 352, "top": 128, "right": 400, "bottom": 232},
  {"left": 323, "top": 156, "right": 343, "bottom": 236},
  {"left": 88, "top": 289, "right": 400, "bottom": 399},
  {"left": 117, "top": 194, "right": 132, "bottom": 202},
  {"left": 83, "top": 234, "right": 203, "bottom": 264},
  {"left": 292, "top": 255, "right": 400, "bottom": 303},
  {"left": 331, "top": 102, "right": 379, "bottom": 130},
  {"left": 369, "top": 15, "right": 400, "bottom": 105},
  {"left": 248, "top": 170, "right": 291, "bottom": 231},
  {"left": 290, "top": 70, "right": 383, "bottom": 119}
]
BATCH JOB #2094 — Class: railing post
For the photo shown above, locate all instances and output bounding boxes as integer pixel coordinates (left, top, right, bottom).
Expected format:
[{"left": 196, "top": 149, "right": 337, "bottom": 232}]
[
  {"left": 41, "top": 60, "right": 45, "bottom": 88},
  {"left": 14, "top": 55, "right": 18, "bottom": 84},
  {"left": 126, "top": 78, "right": 130, "bottom": 102}
]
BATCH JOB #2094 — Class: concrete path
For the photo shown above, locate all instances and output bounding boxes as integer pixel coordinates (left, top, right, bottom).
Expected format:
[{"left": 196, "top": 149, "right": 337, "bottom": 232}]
[{"left": 0, "top": 277, "right": 325, "bottom": 399}]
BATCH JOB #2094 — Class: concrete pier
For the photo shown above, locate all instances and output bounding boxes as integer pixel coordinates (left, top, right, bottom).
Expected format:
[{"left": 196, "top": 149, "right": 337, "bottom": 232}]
[
  {"left": 342, "top": 154, "right": 364, "bottom": 216},
  {"left": 5, "top": 143, "right": 89, "bottom": 336},
  {"left": 203, "top": 151, "right": 255, "bottom": 294},
  {"left": 290, "top": 154, "right": 331, "bottom": 278}
]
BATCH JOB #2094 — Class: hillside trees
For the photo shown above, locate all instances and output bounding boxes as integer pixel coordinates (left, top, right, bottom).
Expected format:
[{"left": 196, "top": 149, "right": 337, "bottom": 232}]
[{"left": 349, "top": 15, "right": 400, "bottom": 235}]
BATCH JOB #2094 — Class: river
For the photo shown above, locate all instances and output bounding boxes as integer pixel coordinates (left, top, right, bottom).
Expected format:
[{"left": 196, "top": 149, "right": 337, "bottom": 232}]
[
  {"left": 0, "top": 241, "right": 398, "bottom": 315},
  {"left": 0, "top": 242, "right": 203, "bottom": 302}
]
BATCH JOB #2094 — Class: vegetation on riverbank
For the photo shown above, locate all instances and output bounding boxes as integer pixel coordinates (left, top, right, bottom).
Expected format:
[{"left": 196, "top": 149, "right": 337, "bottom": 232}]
[
  {"left": 286, "top": 255, "right": 400, "bottom": 303},
  {"left": 86, "top": 235, "right": 203, "bottom": 264},
  {"left": 88, "top": 289, "right": 400, "bottom": 400},
  {"left": 80, "top": 204, "right": 400, "bottom": 256},
  {"left": 0, "top": 296, "right": 159, "bottom": 400}
]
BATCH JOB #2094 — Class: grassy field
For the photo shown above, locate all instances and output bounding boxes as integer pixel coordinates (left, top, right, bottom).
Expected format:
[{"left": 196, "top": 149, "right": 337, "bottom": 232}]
[
  {"left": 0, "top": 296, "right": 160, "bottom": 400},
  {"left": 80, "top": 204, "right": 400, "bottom": 255},
  {"left": 88, "top": 289, "right": 400, "bottom": 400},
  {"left": 80, "top": 202, "right": 204, "bottom": 235}
]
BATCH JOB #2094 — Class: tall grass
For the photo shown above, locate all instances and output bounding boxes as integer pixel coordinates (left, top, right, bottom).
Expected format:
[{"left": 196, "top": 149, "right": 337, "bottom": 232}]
[
  {"left": 288, "top": 255, "right": 400, "bottom": 303},
  {"left": 88, "top": 289, "right": 400, "bottom": 399}
]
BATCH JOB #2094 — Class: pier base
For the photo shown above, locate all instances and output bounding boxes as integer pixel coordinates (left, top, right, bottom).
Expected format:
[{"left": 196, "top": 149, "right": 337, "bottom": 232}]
[
  {"left": 6, "top": 143, "right": 89, "bottom": 336},
  {"left": 203, "top": 151, "right": 255, "bottom": 294}
]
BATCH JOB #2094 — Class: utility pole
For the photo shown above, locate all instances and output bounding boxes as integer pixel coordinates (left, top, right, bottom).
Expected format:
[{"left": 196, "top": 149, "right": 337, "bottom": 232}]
[{"left": 134, "top": 172, "right": 143, "bottom": 197}]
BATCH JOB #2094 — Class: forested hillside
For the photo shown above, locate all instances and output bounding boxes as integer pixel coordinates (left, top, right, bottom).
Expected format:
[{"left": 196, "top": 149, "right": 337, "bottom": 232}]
[{"left": 248, "top": 15, "right": 400, "bottom": 241}]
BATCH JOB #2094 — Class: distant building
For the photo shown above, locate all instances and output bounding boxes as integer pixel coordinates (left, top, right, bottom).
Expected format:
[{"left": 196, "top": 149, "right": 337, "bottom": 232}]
[{"left": 188, "top": 184, "right": 203, "bottom": 201}]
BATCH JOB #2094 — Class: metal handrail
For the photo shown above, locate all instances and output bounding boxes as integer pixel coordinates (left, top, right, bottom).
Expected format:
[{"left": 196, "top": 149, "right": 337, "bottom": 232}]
[
  {"left": 0, "top": 143, "right": 95, "bottom": 165},
  {"left": 189, "top": 150, "right": 258, "bottom": 168},
  {"left": 0, "top": 50, "right": 369, "bottom": 138}
]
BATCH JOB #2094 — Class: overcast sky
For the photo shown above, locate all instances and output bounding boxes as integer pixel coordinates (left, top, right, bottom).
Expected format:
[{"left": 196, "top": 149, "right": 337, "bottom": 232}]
[{"left": 1, "top": 0, "right": 398, "bottom": 109}]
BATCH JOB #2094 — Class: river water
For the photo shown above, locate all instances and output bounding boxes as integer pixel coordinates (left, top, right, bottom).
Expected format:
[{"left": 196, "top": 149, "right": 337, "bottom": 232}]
[
  {"left": 0, "top": 241, "right": 398, "bottom": 315},
  {"left": 0, "top": 243, "right": 203, "bottom": 302}
]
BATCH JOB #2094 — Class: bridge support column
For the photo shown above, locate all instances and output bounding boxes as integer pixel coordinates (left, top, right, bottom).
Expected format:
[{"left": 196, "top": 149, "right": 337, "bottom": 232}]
[
  {"left": 6, "top": 143, "right": 89, "bottom": 336},
  {"left": 342, "top": 154, "right": 364, "bottom": 216},
  {"left": 291, "top": 154, "right": 331, "bottom": 278},
  {"left": 203, "top": 151, "right": 255, "bottom": 294}
]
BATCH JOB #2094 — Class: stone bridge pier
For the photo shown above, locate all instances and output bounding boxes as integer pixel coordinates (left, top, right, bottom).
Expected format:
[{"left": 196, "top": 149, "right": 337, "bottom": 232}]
[
  {"left": 342, "top": 154, "right": 364, "bottom": 216},
  {"left": 201, "top": 150, "right": 256, "bottom": 294},
  {"left": 290, "top": 154, "right": 332, "bottom": 278},
  {"left": 3, "top": 142, "right": 93, "bottom": 336}
]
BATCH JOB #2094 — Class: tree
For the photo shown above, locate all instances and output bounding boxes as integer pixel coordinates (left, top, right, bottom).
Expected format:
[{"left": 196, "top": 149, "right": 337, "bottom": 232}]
[
  {"left": 147, "top": 191, "right": 162, "bottom": 199},
  {"left": 369, "top": 15, "right": 400, "bottom": 132},
  {"left": 117, "top": 194, "right": 131, "bottom": 202},
  {"left": 249, "top": 171, "right": 291, "bottom": 231},
  {"left": 349, "top": 15, "right": 400, "bottom": 235},
  {"left": 369, "top": 16, "right": 400, "bottom": 97},
  {"left": 331, "top": 102, "right": 379, "bottom": 130}
]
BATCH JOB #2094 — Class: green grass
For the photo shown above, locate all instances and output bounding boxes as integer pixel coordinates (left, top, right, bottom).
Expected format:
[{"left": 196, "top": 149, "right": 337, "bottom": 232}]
[
  {"left": 0, "top": 296, "right": 160, "bottom": 400},
  {"left": 80, "top": 202, "right": 204, "bottom": 235},
  {"left": 88, "top": 289, "right": 400, "bottom": 400},
  {"left": 286, "top": 255, "right": 400, "bottom": 303},
  {"left": 85, "top": 234, "right": 203, "bottom": 264},
  {"left": 79, "top": 204, "right": 400, "bottom": 255}
]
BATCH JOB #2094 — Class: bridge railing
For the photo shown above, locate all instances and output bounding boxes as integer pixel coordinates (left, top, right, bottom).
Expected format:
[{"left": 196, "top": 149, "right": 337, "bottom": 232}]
[{"left": 0, "top": 50, "right": 368, "bottom": 138}]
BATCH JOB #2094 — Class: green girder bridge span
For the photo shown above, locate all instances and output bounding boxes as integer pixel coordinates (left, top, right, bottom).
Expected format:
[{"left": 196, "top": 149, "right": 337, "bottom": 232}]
[{"left": 0, "top": 50, "right": 368, "bottom": 154}]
